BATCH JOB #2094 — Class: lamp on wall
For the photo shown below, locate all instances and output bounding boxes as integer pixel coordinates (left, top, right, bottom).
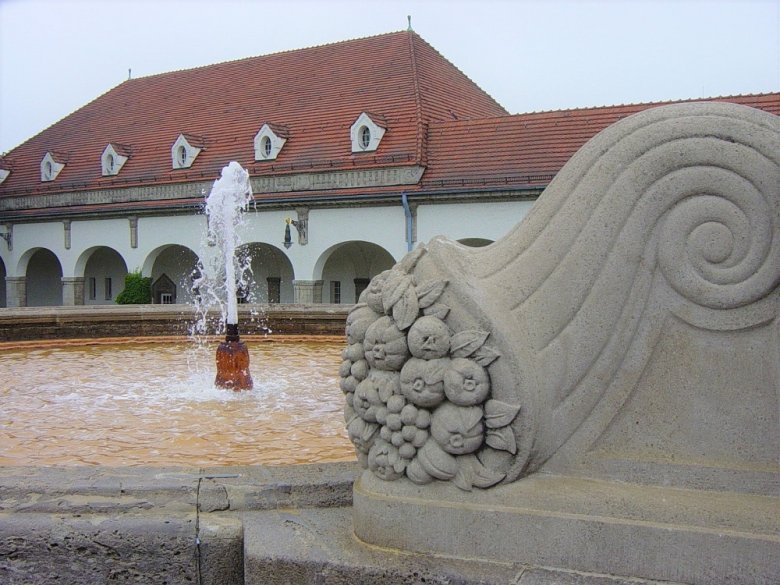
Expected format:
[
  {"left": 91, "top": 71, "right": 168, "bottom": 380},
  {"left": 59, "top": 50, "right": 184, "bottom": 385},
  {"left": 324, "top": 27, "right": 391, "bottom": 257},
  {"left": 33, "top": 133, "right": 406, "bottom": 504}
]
[{"left": 0, "top": 225, "right": 11, "bottom": 250}]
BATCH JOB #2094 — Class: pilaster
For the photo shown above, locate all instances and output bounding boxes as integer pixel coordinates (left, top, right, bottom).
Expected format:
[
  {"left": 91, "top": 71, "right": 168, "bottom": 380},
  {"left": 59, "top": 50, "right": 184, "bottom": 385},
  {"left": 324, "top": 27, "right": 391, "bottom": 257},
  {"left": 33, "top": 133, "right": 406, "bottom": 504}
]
[{"left": 293, "top": 280, "right": 323, "bottom": 304}]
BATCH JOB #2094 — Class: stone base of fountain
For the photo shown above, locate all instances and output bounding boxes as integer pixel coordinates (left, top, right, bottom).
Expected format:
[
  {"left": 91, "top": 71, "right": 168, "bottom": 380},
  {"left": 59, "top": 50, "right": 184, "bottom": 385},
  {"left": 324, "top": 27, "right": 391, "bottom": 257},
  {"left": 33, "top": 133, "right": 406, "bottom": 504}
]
[{"left": 215, "top": 323, "right": 253, "bottom": 390}]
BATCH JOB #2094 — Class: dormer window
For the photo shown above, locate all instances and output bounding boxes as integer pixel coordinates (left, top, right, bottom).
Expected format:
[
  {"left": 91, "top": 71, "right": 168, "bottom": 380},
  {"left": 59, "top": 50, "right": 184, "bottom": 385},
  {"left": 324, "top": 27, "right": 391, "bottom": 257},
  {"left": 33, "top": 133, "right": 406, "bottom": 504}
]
[
  {"left": 40, "top": 152, "right": 65, "bottom": 182},
  {"left": 0, "top": 169, "right": 9, "bottom": 185},
  {"left": 254, "top": 123, "right": 288, "bottom": 161},
  {"left": 350, "top": 112, "right": 386, "bottom": 153},
  {"left": 171, "top": 134, "right": 203, "bottom": 169},
  {"left": 101, "top": 143, "right": 130, "bottom": 176}
]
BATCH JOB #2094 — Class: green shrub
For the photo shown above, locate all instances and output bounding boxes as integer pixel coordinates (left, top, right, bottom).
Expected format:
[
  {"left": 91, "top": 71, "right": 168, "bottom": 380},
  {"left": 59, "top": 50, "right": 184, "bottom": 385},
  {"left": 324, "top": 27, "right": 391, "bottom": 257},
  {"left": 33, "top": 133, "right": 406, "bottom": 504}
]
[{"left": 115, "top": 271, "right": 152, "bottom": 304}]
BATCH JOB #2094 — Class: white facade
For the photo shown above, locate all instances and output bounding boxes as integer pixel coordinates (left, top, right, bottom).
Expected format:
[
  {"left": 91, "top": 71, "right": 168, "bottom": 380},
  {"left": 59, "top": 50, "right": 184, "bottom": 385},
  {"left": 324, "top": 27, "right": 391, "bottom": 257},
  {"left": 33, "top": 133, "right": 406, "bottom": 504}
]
[{"left": 0, "top": 198, "right": 534, "bottom": 308}]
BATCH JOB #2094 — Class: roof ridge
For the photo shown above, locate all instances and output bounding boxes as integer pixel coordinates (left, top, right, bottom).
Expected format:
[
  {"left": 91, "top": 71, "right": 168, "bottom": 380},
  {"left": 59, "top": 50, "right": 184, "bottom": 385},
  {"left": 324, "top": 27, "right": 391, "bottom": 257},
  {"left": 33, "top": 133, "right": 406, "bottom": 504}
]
[
  {"left": 410, "top": 34, "right": 507, "bottom": 116},
  {"left": 511, "top": 91, "right": 780, "bottom": 116},
  {"left": 129, "top": 30, "right": 412, "bottom": 82},
  {"left": 406, "top": 31, "right": 425, "bottom": 165}
]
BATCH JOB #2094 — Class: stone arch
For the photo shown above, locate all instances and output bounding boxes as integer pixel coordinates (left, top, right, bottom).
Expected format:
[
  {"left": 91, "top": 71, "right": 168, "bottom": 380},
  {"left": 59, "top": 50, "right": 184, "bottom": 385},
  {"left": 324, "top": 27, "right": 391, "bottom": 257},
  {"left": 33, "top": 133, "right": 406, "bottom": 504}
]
[
  {"left": 315, "top": 241, "right": 396, "bottom": 304},
  {"left": 76, "top": 246, "right": 129, "bottom": 305},
  {"left": 458, "top": 238, "right": 494, "bottom": 248},
  {"left": 238, "top": 242, "right": 295, "bottom": 304},
  {"left": 142, "top": 244, "right": 200, "bottom": 304},
  {"left": 20, "top": 247, "right": 63, "bottom": 306}
]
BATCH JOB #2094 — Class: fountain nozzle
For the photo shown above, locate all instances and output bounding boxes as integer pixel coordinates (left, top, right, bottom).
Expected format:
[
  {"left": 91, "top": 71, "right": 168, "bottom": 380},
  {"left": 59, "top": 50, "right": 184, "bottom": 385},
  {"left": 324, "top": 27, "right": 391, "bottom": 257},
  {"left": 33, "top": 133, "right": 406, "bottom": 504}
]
[{"left": 215, "top": 323, "right": 253, "bottom": 391}]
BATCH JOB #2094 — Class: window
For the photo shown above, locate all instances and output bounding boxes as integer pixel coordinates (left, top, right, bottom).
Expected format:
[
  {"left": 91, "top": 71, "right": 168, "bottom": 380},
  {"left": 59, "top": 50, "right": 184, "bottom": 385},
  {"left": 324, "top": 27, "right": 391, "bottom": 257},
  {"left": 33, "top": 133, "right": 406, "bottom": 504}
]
[
  {"left": 350, "top": 113, "right": 386, "bottom": 153},
  {"left": 171, "top": 134, "right": 202, "bottom": 169},
  {"left": 88, "top": 277, "right": 97, "bottom": 300},
  {"left": 41, "top": 152, "right": 65, "bottom": 181},
  {"left": 254, "top": 124, "right": 287, "bottom": 161},
  {"left": 101, "top": 144, "right": 130, "bottom": 176},
  {"left": 160, "top": 293, "right": 174, "bottom": 304},
  {"left": 267, "top": 277, "right": 281, "bottom": 304},
  {"left": 330, "top": 280, "right": 341, "bottom": 304},
  {"left": 104, "top": 277, "right": 112, "bottom": 300},
  {"left": 359, "top": 126, "right": 371, "bottom": 150}
]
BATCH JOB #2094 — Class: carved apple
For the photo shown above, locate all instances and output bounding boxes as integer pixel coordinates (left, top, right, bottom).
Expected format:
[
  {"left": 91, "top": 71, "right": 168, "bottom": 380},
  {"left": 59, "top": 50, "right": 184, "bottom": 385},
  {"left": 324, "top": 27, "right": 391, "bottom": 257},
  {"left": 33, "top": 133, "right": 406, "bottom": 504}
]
[
  {"left": 407, "top": 316, "right": 451, "bottom": 360},
  {"left": 430, "top": 402, "right": 484, "bottom": 455},
  {"left": 364, "top": 316, "right": 409, "bottom": 371}
]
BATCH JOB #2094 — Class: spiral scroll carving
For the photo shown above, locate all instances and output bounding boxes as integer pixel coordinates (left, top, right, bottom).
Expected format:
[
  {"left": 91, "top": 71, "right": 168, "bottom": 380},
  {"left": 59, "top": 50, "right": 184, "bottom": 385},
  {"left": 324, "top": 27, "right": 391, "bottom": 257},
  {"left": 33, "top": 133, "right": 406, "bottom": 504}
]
[{"left": 657, "top": 165, "right": 779, "bottom": 310}]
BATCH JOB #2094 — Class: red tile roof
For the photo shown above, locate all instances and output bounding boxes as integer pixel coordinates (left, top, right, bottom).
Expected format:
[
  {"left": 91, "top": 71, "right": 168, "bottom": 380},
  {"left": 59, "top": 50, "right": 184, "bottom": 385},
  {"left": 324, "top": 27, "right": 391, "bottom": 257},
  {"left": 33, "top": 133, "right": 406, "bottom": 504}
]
[
  {"left": 422, "top": 93, "right": 780, "bottom": 191},
  {"left": 0, "top": 31, "right": 506, "bottom": 198}
]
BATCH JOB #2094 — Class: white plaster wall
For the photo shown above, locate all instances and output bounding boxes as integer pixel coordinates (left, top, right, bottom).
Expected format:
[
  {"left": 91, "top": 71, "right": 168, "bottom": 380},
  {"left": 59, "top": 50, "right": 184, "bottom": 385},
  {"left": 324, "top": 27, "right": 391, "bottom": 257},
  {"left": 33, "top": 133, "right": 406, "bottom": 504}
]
[
  {"left": 415, "top": 200, "right": 535, "bottom": 246},
  {"left": 6, "top": 222, "right": 67, "bottom": 276},
  {"left": 0, "top": 198, "right": 539, "bottom": 306},
  {"left": 305, "top": 206, "right": 407, "bottom": 279}
]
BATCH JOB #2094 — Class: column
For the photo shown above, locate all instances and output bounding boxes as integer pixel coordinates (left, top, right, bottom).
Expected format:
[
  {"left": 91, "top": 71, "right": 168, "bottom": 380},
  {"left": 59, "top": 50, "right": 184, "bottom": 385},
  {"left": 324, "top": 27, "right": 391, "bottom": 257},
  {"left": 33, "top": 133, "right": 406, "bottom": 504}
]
[
  {"left": 61, "top": 277, "right": 85, "bottom": 306},
  {"left": 293, "top": 279, "right": 323, "bottom": 304},
  {"left": 5, "top": 277, "right": 26, "bottom": 308}
]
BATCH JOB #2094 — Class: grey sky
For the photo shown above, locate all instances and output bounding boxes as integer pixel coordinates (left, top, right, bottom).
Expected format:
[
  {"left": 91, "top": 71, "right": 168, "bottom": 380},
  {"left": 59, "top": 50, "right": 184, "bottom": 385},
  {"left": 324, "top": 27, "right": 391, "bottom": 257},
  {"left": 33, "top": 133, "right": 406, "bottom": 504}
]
[{"left": 1, "top": 0, "right": 778, "bottom": 153}]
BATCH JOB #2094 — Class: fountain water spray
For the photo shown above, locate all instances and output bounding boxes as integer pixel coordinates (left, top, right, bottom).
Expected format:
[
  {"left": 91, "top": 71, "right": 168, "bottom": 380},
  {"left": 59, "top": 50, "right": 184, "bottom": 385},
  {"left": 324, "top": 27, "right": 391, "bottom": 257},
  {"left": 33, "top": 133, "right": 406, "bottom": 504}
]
[{"left": 195, "top": 161, "right": 254, "bottom": 390}]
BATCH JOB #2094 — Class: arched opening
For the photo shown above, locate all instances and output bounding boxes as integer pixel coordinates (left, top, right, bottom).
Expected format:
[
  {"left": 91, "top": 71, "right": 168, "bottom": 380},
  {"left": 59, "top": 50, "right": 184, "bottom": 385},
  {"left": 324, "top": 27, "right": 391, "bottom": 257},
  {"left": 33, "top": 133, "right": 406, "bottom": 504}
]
[
  {"left": 25, "top": 248, "right": 63, "bottom": 306},
  {"left": 79, "top": 246, "right": 129, "bottom": 305},
  {"left": 239, "top": 242, "right": 295, "bottom": 304},
  {"left": 318, "top": 241, "right": 395, "bottom": 304},
  {"left": 144, "top": 245, "right": 200, "bottom": 304},
  {"left": 458, "top": 238, "right": 494, "bottom": 248}
]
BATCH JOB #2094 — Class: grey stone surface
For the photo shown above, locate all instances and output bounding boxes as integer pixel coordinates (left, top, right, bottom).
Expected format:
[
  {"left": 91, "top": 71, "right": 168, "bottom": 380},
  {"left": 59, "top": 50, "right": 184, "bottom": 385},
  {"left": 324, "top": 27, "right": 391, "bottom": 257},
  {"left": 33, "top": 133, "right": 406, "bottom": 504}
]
[
  {"left": 347, "top": 102, "right": 780, "bottom": 583},
  {"left": 243, "top": 505, "right": 677, "bottom": 585}
]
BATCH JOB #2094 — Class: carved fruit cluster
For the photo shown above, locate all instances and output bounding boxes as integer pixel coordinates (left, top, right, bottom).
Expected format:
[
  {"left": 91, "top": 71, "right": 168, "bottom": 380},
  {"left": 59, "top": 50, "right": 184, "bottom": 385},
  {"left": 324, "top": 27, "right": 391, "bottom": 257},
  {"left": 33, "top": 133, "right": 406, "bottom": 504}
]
[{"left": 341, "top": 246, "right": 521, "bottom": 491}]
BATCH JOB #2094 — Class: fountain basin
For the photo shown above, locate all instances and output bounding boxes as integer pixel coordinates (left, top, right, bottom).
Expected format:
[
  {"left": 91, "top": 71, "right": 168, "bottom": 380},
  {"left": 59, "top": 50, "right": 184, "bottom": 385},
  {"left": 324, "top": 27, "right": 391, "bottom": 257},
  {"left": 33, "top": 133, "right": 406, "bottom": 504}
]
[{"left": 0, "top": 335, "right": 354, "bottom": 467}]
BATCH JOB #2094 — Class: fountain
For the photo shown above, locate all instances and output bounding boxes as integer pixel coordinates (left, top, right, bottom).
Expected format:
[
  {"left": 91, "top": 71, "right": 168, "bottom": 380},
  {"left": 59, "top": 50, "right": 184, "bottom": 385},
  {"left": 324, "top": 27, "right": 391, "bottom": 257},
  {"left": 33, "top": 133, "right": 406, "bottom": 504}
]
[{"left": 196, "top": 161, "right": 254, "bottom": 390}]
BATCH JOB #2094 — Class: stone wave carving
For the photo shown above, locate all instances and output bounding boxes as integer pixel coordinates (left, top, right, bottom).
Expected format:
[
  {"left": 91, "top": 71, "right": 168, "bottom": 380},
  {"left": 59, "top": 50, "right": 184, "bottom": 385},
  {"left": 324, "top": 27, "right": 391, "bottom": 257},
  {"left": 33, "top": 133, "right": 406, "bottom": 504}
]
[{"left": 342, "top": 102, "right": 780, "bottom": 489}]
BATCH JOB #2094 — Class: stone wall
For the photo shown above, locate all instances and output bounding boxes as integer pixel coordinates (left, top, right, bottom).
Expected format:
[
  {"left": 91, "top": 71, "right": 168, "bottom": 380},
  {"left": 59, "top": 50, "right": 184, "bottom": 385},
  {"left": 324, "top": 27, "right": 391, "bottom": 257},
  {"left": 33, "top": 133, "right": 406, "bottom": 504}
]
[{"left": 0, "top": 304, "right": 349, "bottom": 341}]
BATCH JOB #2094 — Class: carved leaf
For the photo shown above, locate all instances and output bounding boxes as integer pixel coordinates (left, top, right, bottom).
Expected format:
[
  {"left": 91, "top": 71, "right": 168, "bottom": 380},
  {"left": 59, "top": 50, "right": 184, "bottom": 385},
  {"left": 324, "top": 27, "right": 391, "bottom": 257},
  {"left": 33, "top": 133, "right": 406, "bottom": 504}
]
[
  {"left": 417, "top": 438, "right": 458, "bottom": 480},
  {"left": 472, "top": 345, "right": 501, "bottom": 367},
  {"left": 396, "top": 245, "right": 426, "bottom": 274},
  {"left": 470, "top": 454, "right": 506, "bottom": 488},
  {"left": 392, "top": 286, "right": 420, "bottom": 330},
  {"left": 484, "top": 400, "right": 521, "bottom": 428},
  {"left": 450, "top": 330, "right": 490, "bottom": 358},
  {"left": 382, "top": 273, "right": 413, "bottom": 313},
  {"left": 422, "top": 303, "right": 450, "bottom": 320},
  {"left": 486, "top": 426, "right": 517, "bottom": 454},
  {"left": 415, "top": 279, "right": 448, "bottom": 308},
  {"left": 453, "top": 455, "right": 505, "bottom": 490},
  {"left": 453, "top": 460, "right": 474, "bottom": 491}
]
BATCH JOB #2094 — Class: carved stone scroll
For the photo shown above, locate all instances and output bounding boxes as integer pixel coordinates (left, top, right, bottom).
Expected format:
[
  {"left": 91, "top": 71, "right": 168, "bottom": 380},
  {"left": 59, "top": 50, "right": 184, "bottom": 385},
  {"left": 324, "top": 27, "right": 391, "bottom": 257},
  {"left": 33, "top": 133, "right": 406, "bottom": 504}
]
[{"left": 348, "top": 103, "right": 780, "bottom": 584}]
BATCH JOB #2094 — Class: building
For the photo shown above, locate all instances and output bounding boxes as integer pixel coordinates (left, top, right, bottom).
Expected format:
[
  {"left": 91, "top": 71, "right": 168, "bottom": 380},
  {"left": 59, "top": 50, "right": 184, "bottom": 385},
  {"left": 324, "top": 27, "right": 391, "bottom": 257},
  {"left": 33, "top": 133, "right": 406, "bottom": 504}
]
[{"left": 0, "top": 31, "right": 777, "bottom": 308}]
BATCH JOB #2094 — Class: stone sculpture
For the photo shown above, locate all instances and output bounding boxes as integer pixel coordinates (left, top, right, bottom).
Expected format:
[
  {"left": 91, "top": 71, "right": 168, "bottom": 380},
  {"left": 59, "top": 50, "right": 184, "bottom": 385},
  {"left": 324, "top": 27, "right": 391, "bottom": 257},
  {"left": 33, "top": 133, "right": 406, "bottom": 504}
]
[{"left": 345, "top": 102, "right": 779, "bottom": 584}]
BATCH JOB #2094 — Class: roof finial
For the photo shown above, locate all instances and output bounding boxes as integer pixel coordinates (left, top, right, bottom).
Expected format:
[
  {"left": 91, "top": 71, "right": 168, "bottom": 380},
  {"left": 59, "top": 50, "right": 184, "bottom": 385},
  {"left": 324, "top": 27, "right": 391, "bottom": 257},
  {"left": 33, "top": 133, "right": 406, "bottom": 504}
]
[
  {"left": 128, "top": 68, "right": 132, "bottom": 80},
  {"left": 407, "top": 15, "right": 413, "bottom": 32}
]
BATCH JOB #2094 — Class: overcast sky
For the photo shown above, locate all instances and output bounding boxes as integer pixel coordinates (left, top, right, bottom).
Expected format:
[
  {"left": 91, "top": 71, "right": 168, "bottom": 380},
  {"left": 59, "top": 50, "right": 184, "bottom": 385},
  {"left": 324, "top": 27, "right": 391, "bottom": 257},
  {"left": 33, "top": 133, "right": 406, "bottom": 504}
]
[{"left": 1, "top": 0, "right": 778, "bottom": 153}]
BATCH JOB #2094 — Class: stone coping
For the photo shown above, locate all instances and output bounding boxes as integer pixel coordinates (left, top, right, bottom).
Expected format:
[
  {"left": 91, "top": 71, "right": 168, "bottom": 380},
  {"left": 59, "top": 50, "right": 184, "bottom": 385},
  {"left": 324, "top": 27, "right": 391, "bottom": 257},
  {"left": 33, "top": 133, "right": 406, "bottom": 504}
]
[
  {"left": 0, "top": 303, "right": 350, "bottom": 340},
  {"left": 0, "top": 462, "right": 359, "bottom": 515}
]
